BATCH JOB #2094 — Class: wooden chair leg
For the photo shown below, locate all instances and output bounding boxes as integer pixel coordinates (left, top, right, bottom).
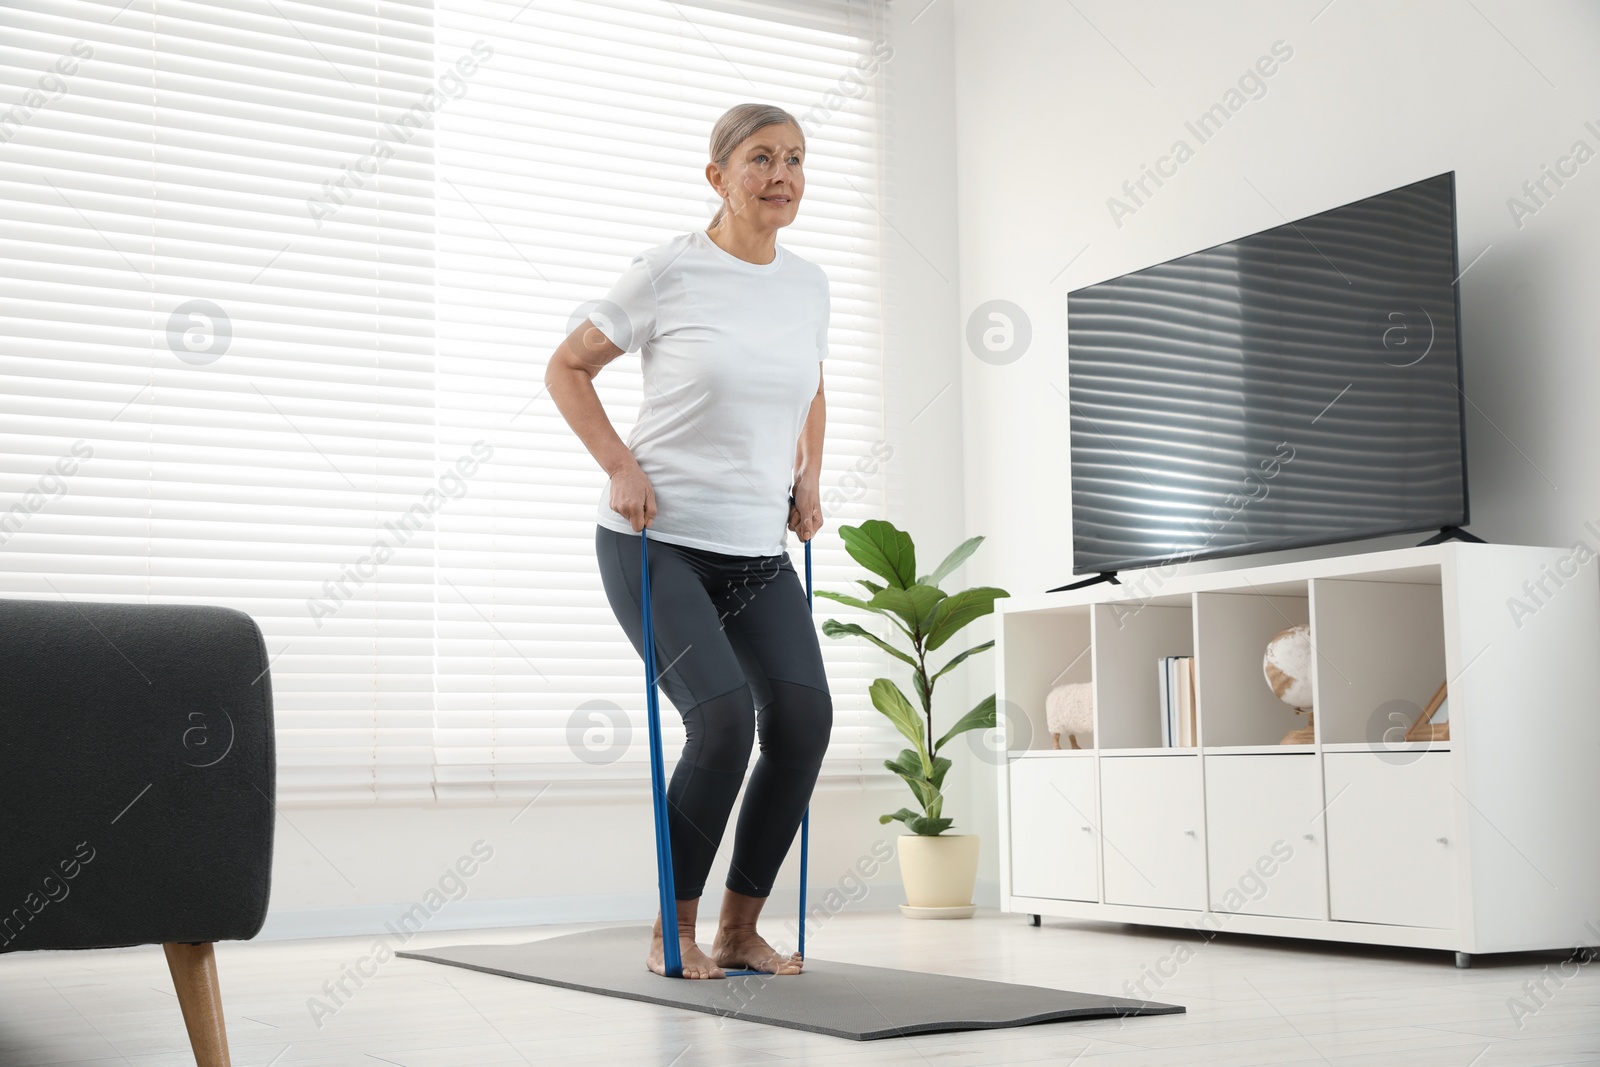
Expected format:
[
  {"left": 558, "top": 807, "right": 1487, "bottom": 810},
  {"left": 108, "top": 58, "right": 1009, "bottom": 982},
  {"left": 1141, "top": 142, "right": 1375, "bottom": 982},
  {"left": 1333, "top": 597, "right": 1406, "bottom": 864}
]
[{"left": 163, "top": 941, "right": 232, "bottom": 1067}]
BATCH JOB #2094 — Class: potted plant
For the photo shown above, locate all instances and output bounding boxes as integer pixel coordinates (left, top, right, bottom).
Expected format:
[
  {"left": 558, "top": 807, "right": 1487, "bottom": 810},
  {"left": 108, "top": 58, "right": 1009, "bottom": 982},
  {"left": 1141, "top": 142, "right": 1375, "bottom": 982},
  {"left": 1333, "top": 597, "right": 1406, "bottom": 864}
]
[{"left": 816, "top": 519, "right": 1009, "bottom": 918}]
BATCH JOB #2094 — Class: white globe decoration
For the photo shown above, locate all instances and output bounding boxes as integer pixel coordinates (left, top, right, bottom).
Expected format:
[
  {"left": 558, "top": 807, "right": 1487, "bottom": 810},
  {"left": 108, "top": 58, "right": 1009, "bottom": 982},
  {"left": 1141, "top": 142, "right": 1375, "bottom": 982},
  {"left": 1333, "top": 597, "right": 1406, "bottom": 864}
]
[{"left": 1263, "top": 623, "right": 1313, "bottom": 710}]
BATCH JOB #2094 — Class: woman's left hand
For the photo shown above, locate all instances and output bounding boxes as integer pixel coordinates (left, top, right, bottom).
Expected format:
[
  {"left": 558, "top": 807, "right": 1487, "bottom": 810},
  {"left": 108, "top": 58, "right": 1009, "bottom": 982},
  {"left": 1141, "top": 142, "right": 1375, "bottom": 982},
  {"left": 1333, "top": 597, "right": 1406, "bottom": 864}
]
[{"left": 788, "top": 481, "right": 823, "bottom": 542}]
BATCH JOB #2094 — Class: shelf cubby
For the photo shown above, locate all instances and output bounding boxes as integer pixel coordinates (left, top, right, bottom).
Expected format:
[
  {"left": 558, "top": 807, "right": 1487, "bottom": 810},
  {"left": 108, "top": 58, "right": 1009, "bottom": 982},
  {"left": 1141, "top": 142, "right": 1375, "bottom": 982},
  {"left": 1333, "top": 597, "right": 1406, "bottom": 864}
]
[
  {"left": 1193, "top": 587, "right": 1312, "bottom": 747},
  {"left": 1091, "top": 595, "right": 1193, "bottom": 750},
  {"left": 1310, "top": 573, "right": 1446, "bottom": 747},
  {"left": 998, "top": 604, "right": 1092, "bottom": 753}
]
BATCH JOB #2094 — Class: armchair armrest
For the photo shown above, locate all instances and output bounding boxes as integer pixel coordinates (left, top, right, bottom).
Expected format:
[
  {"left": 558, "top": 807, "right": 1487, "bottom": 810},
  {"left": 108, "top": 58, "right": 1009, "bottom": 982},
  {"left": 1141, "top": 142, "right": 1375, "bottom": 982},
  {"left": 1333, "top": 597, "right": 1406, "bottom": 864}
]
[{"left": 0, "top": 597, "right": 276, "bottom": 953}]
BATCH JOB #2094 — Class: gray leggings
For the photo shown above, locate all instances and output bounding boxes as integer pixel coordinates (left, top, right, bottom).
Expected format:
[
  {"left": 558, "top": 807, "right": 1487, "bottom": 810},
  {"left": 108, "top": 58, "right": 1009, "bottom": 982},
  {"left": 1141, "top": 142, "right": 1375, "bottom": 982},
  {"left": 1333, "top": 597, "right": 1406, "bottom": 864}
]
[{"left": 594, "top": 523, "right": 833, "bottom": 900}]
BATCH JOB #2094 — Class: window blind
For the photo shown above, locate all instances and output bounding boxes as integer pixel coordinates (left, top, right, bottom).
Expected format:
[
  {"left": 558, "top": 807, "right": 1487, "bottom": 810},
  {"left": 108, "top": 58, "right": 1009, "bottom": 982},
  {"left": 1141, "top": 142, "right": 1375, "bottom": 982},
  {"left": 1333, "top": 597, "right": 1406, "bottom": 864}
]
[
  {"left": 0, "top": 0, "right": 898, "bottom": 803},
  {"left": 431, "top": 0, "right": 897, "bottom": 798},
  {"left": 1, "top": 0, "right": 441, "bottom": 803}
]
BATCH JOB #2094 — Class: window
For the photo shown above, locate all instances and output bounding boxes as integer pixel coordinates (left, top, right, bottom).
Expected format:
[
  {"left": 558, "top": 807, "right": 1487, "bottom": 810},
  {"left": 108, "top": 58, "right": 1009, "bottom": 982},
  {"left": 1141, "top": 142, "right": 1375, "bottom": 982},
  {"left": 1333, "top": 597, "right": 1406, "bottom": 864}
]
[{"left": 0, "top": 0, "right": 896, "bottom": 803}]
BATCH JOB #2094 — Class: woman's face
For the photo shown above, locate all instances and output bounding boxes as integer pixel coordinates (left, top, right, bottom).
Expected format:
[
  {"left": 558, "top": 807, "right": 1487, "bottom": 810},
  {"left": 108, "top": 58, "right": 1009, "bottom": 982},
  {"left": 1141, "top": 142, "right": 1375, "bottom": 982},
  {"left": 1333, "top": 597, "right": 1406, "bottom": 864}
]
[{"left": 710, "top": 122, "right": 804, "bottom": 229}]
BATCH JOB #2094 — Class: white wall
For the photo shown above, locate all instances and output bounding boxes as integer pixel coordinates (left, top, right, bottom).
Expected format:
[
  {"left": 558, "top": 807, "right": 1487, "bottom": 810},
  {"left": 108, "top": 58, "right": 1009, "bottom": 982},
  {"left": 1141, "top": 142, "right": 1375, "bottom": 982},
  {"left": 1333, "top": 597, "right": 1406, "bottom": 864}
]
[
  {"left": 258, "top": 783, "right": 911, "bottom": 940},
  {"left": 259, "top": 0, "right": 971, "bottom": 940},
  {"left": 951, "top": 0, "right": 1600, "bottom": 896}
]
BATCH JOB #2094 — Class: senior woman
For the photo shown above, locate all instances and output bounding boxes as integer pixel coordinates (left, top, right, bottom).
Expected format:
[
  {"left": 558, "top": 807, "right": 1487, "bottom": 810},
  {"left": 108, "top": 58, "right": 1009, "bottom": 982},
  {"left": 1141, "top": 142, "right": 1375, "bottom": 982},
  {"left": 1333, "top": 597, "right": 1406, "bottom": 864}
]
[{"left": 545, "top": 102, "right": 832, "bottom": 979}]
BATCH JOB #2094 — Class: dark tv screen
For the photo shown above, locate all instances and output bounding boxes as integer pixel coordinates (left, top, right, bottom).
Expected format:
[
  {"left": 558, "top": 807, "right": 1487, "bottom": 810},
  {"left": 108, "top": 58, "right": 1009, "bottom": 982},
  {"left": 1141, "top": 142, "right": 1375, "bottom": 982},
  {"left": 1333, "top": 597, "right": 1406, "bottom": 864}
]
[{"left": 1067, "top": 171, "right": 1469, "bottom": 575}]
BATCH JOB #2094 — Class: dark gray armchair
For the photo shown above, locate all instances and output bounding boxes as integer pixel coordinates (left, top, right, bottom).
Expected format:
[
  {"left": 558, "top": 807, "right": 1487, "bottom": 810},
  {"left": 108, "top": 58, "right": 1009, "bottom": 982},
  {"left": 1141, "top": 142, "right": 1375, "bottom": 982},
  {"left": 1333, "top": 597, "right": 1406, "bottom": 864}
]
[{"left": 1, "top": 597, "right": 276, "bottom": 1067}]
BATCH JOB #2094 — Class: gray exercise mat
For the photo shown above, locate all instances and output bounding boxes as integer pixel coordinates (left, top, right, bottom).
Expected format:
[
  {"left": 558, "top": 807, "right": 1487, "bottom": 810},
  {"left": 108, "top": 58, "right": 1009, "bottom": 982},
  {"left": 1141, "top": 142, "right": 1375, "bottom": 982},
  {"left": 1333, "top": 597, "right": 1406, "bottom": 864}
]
[{"left": 397, "top": 924, "right": 1183, "bottom": 1041}]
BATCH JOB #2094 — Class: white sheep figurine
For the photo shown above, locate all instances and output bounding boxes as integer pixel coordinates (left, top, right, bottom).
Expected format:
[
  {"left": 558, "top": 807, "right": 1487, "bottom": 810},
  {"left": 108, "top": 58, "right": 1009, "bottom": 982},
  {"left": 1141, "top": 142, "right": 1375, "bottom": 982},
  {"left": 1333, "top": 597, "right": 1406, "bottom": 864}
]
[{"left": 1045, "top": 681, "right": 1094, "bottom": 749}]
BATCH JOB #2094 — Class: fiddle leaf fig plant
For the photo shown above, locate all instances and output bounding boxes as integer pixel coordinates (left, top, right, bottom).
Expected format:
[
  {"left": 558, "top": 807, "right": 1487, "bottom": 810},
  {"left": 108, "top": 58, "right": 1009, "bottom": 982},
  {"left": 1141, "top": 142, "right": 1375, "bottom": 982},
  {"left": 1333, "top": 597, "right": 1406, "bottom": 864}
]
[{"left": 816, "top": 519, "right": 1009, "bottom": 836}]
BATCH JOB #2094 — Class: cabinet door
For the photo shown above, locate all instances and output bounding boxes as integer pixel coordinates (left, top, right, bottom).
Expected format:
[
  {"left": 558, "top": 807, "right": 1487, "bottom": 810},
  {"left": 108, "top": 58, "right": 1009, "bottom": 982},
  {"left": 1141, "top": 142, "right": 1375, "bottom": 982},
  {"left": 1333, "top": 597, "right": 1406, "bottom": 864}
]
[
  {"left": 1100, "top": 756, "right": 1206, "bottom": 910},
  {"left": 1008, "top": 756, "right": 1098, "bottom": 901},
  {"left": 1323, "top": 752, "right": 1457, "bottom": 929},
  {"left": 1205, "top": 754, "right": 1327, "bottom": 919}
]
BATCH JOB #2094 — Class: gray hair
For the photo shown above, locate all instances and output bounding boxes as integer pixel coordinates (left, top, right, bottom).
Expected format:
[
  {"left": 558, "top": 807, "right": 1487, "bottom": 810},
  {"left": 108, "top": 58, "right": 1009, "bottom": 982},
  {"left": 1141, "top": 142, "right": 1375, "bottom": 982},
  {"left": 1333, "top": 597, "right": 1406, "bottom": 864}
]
[{"left": 708, "top": 102, "right": 803, "bottom": 229}]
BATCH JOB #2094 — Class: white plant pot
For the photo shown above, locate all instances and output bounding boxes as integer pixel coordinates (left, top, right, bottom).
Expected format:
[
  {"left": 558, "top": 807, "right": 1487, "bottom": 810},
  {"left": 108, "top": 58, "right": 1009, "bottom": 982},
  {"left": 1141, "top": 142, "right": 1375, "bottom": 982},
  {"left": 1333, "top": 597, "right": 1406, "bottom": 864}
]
[{"left": 895, "top": 832, "right": 980, "bottom": 919}]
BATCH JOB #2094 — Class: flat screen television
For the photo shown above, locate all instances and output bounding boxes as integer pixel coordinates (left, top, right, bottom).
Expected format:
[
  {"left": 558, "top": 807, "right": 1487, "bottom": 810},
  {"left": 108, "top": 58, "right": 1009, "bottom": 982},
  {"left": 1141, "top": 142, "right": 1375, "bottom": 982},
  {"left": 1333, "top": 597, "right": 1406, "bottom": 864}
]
[{"left": 1066, "top": 170, "right": 1470, "bottom": 578}]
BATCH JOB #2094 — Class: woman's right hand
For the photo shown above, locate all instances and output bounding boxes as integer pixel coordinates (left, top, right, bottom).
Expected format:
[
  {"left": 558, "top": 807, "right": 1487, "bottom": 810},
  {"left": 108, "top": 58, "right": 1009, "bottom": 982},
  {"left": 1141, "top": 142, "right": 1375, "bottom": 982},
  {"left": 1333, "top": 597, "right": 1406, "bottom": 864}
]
[{"left": 609, "top": 460, "right": 657, "bottom": 532}]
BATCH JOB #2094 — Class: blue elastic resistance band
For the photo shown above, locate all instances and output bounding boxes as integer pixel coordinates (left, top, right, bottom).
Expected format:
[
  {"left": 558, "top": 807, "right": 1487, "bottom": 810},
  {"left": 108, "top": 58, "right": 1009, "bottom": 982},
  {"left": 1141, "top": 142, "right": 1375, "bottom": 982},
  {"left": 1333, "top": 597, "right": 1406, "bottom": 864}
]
[{"left": 641, "top": 521, "right": 812, "bottom": 980}]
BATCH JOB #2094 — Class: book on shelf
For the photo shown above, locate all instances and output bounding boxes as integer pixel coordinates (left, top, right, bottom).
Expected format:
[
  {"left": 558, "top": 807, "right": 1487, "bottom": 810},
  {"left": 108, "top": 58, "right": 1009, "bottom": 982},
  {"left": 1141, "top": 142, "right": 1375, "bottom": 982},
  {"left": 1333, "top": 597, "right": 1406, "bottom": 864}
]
[
  {"left": 1171, "top": 655, "right": 1184, "bottom": 748},
  {"left": 1157, "top": 654, "right": 1197, "bottom": 747},
  {"left": 1157, "top": 657, "right": 1171, "bottom": 747},
  {"left": 1177, "top": 655, "right": 1195, "bottom": 747},
  {"left": 1183, "top": 655, "right": 1197, "bottom": 745}
]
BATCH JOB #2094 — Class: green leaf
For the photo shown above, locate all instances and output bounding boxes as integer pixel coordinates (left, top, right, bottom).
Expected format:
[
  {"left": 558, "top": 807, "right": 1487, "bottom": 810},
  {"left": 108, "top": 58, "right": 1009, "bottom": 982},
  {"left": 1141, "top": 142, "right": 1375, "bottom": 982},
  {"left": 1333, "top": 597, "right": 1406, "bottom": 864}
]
[
  {"left": 813, "top": 589, "right": 877, "bottom": 613},
  {"left": 879, "top": 808, "right": 953, "bottom": 835},
  {"left": 914, "top": 586, "right": 949, "bottom": 633},
  {"left": 923, "top": 586, "right": 1009, "bottom": 651},
  {"left": 869, "top": 584, "right": 945, "bottom": 637},
  {"left": 906, "top": 776, "right": 941, "bottom": 812},
  {"left": 929, "top": 640, "right": 994, "bottom": 684},
  {"left": 881, "top": 759, "right": 937, "bottom": 811},
  {"left": 818, "top": 593, "right": 917, "bottom": 643},
  {"left": 883, "top": 749, "right": 923, "bottom": 781},
  {"left": 856, "top": 578, "right": 886, "bottom": 595},
  {"left": 911, "top": 666, "right": 930, "bottom": 717},
  {"left": 820, "top": 619, "right": 918, "bottom": 669},
  {"left": 928, "top": 754, "right": 953, "bottom": 791},
  {"left": 869, "top": 679, "right": 929, "bottom": 773},
  {"left": 840, "top": 520, "right": 917, "bottom": 590},
  {"left": 934, "top": 693, "right": 997, "bottom": 752},
  {"left": 918, "top": 535, "right": 985, "bottom": 589}
]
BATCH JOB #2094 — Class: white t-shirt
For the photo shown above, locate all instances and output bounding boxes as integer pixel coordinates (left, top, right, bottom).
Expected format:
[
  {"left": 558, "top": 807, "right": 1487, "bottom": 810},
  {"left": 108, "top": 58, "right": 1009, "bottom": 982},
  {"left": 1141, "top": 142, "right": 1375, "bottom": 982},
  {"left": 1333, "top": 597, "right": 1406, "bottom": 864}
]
[{"left": 592, "top": 228, "right": 830, "bottom": 556}]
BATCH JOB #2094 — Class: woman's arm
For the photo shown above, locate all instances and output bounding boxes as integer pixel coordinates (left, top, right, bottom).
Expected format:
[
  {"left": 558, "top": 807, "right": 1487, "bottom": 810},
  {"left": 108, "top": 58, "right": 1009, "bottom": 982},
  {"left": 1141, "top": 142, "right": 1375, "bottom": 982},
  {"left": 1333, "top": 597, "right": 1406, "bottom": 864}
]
[
  {"left": 788, "top": 368, "right": 826, "bottom": 540},
  {"left": 546, "top": 318, "right": 656, "bottom": 530}
]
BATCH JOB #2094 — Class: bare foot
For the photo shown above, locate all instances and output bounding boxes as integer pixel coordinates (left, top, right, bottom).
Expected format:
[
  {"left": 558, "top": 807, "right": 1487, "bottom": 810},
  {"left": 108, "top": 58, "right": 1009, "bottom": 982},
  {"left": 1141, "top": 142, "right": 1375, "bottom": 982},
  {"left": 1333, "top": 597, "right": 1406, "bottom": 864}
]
[
  {"left": 646, "top": 914, "right": 725, "bottom": 979},
  {"left": 711, "top": 927, "right": 803, "bottom": 975}
]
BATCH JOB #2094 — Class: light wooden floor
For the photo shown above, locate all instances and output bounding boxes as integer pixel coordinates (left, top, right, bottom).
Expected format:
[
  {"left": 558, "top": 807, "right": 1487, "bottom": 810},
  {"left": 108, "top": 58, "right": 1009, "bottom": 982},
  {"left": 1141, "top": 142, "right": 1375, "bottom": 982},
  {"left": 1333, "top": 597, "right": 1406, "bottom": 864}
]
[{"left": 3, "top": 908, "right": 1597, "bottom": 1066}]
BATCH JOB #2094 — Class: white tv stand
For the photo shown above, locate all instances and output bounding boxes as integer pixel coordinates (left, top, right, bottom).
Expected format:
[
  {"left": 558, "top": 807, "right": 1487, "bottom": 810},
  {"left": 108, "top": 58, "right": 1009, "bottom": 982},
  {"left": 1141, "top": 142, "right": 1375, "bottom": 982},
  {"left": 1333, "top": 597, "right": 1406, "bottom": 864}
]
[{"left": 994, "top": 542, "right": 1600, "bottom": 966}]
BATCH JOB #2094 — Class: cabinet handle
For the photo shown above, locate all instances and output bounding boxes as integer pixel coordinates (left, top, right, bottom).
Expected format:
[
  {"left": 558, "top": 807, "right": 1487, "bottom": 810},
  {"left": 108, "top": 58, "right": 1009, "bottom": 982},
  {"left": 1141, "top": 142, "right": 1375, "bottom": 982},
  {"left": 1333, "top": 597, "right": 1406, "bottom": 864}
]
[
  {"left": 1080, "top": 825, "right": 1092, "bottom": 833},
  {"left": 1302, "top": 833, "right": 1315, "bottom": 841},
  {"left": 1436, "top": 836, "right": 1449, "bottom": 845},
  {"left": 1184, "top": 829, "right": 1196, "bottom": 836}
]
